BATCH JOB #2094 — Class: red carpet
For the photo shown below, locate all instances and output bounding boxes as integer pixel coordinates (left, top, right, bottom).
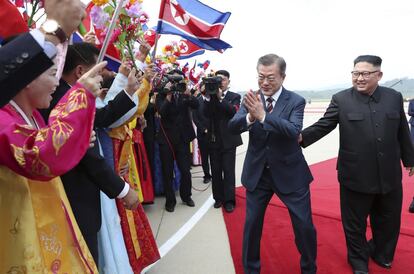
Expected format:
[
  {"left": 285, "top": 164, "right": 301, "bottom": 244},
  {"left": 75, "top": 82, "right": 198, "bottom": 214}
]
[{"left": 223, "top": 158, "right": 414, "bottom": 273}]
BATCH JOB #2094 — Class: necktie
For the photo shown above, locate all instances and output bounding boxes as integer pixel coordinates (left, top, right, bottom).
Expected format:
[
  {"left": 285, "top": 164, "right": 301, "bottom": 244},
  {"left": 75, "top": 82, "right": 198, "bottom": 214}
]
[{"left": 266, "top": 97, "right": 274, "bottom": 113}]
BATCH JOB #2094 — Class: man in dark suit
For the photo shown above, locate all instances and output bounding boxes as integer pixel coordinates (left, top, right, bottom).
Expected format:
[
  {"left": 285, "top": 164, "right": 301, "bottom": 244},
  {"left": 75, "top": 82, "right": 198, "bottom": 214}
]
[
  {"left": 300, "top": 55, "right": 414, "bottom": 274},
  {"left": 156, "top": 69, "right": 199, "bottom": 212},
  {"left": 407, "top": 99, "right": 414, "bottom": 213},
  {"left": 201, "top": 70, "right": 242, "bottom": 212},
  {"left": 228, "top": 54, "right": 316, "bottom": 274},
  {"left": 40, "top": 42, "right": 143, "bottom": 264},
  {"left": 192, "top": 90, "right": 212, "bottom": 184}
]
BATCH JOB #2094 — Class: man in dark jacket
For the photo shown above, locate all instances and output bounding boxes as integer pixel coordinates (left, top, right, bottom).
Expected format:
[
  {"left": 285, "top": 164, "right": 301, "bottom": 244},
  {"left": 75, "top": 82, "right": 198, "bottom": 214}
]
[
  {"left": 300, "top": 55, "right": 414, "bottom": 274},
  {"left": 192, "top": 89, "right": 212, "bottom": 184},
  {"left": 201, "top": 70, "right": 242, "bottom": 212},
  {"left": 229, "top": 54, "right": 316, "bottom": 274},
  {"left": 155, "top": 69, "right": 199, "bottom": 212}
]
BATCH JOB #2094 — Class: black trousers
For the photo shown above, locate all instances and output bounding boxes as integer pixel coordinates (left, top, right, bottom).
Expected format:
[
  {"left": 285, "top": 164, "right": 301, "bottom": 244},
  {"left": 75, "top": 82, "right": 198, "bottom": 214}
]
[
  {"left": 209, "top": 146, "right": 236, "bottom": 204},
  {"left": 84, "top": 232, "right": 99, "bottom": 266},
  {"left": 159, "top": 141, "right": 192, "bottom": 206},
  {"left": 340, "top": 184, "right": 402, "bottom": 271},
  {"left": 197, "top": 137, "right": 211, "bottom": 178},
  {"left": 243, "top": 168, "right": 317, "bottom": 274}
]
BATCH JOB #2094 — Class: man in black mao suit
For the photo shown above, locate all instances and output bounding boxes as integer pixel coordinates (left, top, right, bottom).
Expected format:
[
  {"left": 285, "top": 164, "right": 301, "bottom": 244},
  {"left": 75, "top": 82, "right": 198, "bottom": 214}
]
[
  {"left": 156, "top": 69, "right": 199, "bottom": 212},
  {"left": 201, "top": 70, "right": 242, "bottom": 212},
  {"left": 300, "top": 55, "right": 414, "bottom": 274},
  {"left": 40, "top": 42, "right": 141, "bottom": 264},
  {"left": 228, "top": 54, "right": 316, "bottom": 274}
]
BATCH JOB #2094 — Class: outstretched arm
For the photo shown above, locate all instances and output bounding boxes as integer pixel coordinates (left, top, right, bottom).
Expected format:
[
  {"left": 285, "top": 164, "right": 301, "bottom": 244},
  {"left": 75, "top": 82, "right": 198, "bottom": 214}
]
[{"left": 300, "top": 96, "right": 340, "bottom": 147}]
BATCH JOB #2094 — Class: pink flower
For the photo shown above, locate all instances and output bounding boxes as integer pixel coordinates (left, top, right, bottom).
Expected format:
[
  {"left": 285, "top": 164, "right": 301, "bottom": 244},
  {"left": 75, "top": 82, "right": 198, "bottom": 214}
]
[
  {"left": 126, "top": 2, "right": 143, "bottom": 18},
  {"left": 139, "top": 12, "right": 149, "bottom": 24},
  {"left": 90, "top": 6, "right": 110, "bottom": 30},
  {"left": 109, "top": 28, "right": 122, "bottom": 44}
]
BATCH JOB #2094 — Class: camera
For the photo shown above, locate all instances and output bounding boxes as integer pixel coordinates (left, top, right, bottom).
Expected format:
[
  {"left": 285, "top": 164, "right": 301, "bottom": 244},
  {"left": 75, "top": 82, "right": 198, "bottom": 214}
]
[
  {"left": 202, "top": 76, "right": 222, "bottom": 95},
  {"left": 154, "top": 74, "right": 186, "bottom": 94}
]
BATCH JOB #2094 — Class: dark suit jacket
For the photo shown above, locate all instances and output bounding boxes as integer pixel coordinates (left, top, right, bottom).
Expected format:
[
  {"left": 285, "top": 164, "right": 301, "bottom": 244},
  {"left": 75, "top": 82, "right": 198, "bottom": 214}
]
[
  {"left": 192, "top": 94, "right": 210, "bottom": 141},
  {"left": 202, "top": 90, "right": 243, "bottom": 149},
  {"left": 156, "top": 92, "right": 199, "bottom": 145},
  {"left": 228, "top": 88, "right": 313, "bottom": 193},
  {"left": 41, "top": 81, "right": 136, "bottom": 234},
  {"left": 0, "top": 32, "right": 53, "bottom": 107},
  {"left": 408, "top": 99, "right": 414, "bottom": 126},
  {"left": 301, "top": 86, "right": 414, "bottom": 194}
]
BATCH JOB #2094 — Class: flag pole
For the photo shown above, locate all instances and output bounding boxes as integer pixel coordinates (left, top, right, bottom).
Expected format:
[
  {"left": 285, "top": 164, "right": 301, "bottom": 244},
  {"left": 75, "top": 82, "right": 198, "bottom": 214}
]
[
  {"left": 151, "top": 33, "right": 159, "bottom": 60},
  {"left": 151, "top": 0, "right": 167, "bottom": 60},
  {"left": 97, "top": 0, "right": 126, "bottom": 63}
]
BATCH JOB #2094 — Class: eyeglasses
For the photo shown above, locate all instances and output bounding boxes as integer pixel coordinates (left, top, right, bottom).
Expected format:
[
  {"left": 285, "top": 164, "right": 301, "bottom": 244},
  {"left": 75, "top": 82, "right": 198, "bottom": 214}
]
[
  {"left": 351, "top": 70, "right": 379, "bottom": 79},
  {"left": 258, "top": 75, "right": 278, "bottom": 83}
]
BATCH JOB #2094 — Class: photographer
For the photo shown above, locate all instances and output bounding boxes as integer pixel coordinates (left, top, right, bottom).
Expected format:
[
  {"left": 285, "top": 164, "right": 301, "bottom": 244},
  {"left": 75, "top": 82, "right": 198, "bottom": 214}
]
[
  {"left": 201, "top": 70, "right": 242, "bottom": 212},
  {"left": 192, "top": 84, "right": 212, "bottom": 184},
  {"left": 155, "top": 69, "right": 199, "bottom": 212}
]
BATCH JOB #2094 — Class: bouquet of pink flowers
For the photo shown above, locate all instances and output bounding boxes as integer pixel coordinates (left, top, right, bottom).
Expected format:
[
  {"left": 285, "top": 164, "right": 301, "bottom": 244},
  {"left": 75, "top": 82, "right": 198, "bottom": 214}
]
[{"left": 90, "top": 0, "right": 149, "bottom": 65}]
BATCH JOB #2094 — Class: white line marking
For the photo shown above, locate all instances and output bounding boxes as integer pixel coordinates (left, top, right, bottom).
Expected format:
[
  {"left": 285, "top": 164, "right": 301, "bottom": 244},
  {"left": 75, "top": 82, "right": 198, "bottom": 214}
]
[{"left": 142, "top": 195, "right": 215, "bottom": 273}]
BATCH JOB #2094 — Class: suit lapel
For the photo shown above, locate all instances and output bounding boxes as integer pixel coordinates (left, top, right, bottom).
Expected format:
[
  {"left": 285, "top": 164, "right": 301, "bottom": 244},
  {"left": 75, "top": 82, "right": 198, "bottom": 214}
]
[
  {"left": 272, "top": 88, "right": 289, "bottom": 117},
  {"left": 260, "top": 88, "right": 289, "bottom": 117}
]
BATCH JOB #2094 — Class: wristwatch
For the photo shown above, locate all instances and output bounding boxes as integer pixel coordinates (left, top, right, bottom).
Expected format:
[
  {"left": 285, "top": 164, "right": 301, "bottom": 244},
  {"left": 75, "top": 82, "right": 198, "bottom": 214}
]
[{"left": 41, "top": 19, "right": 67, "bottom": 43}]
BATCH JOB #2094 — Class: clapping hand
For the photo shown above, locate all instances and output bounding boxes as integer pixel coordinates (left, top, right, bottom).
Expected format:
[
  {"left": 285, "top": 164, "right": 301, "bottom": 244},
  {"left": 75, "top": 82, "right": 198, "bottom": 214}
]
[{"left": 243, "top": 90, "right": 265, "bottom": 122}]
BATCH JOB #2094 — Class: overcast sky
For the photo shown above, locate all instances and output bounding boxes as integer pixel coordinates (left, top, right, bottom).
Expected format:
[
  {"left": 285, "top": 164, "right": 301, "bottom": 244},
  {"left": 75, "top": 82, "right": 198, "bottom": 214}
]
[{"left": 86, "top": 0, "right": 414, "bottom": 91}]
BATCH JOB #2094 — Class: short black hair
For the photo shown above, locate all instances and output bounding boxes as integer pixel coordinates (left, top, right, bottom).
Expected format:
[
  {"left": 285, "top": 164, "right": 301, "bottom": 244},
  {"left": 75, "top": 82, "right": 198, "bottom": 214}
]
[
  {"left": 63, "top": 42, "right": 99, "bottom": 74},
  {"left": 353, "top": 55, "right": 382, "bottom": 67},
  {"left": 215, "top": 70, "right": 230, "bottom": 79}
]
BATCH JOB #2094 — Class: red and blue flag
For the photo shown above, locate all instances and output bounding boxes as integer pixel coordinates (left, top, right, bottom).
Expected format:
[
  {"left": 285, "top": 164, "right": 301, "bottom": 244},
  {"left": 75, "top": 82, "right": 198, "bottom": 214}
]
[
  {"left": 177, "top": 39, "right": 205, "bottom": 60},
  {"left": 156, "top": 0, "right": 232, "bottom": 52}
]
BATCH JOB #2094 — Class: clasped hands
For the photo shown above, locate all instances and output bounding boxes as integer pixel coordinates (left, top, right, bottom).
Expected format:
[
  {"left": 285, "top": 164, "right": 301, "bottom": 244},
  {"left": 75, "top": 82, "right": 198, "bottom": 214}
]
[{"left": 244, "top": 90, "right": 265, "bottom": 122}]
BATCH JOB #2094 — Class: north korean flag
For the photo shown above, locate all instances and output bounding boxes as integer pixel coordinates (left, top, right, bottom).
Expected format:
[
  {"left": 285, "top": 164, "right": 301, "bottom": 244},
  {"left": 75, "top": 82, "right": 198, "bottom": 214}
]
[
  {"left": 157, "top": 0, "right": 232, "bottom": 52},
  {"left": 177, "top": 39, "right": 205, "bottom": 60}
]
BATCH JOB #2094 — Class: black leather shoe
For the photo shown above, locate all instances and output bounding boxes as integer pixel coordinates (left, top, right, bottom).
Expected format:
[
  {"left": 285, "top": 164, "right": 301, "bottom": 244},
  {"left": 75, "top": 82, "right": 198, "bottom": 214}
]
[
  {"left": 354, "top": 271, "right": 368, "bottom": 274},
  {"left": 409, "top": 198, "right": 414, "bottom": 213},
  {"left": 224, "top": 203, "right": 235, "bottom": 213},
  {"left": 203, "top": 176, "right": 212, "bottom": 184},
  {"left": 213, "top": 201, "right": 222, "bottom": 208},
  {"left": 371, "top": 258, "right": 392, "bottom": 269},
  {"left": 165, "top": 204, "right": 175, "bottom": 212},
  {"left": 368, "top": 239, "right": 392, "bottom": 269},
  {"left": 184, "top": 198, "right": 195, "bottom": 207}
]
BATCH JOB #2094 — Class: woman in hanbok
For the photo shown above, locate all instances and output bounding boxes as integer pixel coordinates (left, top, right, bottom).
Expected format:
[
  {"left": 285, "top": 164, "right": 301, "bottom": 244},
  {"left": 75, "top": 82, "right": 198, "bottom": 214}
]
[
  {"left": 98, "top": 62, "right": 159, "bottom": 273},
  {"left": 0, "top": 61, "right": 106, "bottom": 273}
]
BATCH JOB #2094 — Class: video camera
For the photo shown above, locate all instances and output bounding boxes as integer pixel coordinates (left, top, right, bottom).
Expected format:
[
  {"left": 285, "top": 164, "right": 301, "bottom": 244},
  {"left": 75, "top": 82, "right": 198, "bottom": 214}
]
[
  {"left": 154, "top": 74, "right": 186, "bottom": 94},
  {"left": 202, "top": 76, "right": 222, "bottom": 95}
]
